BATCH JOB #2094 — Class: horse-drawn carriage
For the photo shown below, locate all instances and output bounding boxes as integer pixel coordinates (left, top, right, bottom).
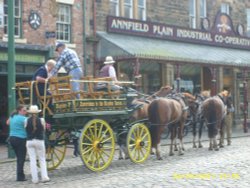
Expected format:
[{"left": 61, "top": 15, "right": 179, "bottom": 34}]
[{"left": 15, "top": 76, "right": 152, "bottom": 172}]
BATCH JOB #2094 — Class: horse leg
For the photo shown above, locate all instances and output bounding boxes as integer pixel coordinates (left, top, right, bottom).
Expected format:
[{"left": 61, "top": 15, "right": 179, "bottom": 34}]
[
  {"left": 213, "top": 136, "right": 219, "bottom": 151},
  {"left": 198, "top": 121, "right": 204, "bottom": 148},
  {"left": 192, "top": 121, "right": 197, "bottom": 148},
  {"left": 155, "top": 143, "right": 163, "bottom": 160},
  {"left": 173, "top": 126, "right": 179, "bottom": 151},
  {"left": 219, "top": 121, "right": 225, "bottom": 148},
  {"left": 118, "top": 146, "right": 124, "bottom": 160},
  {"left": 150, "top": 147, "right": 155, "bottom": 155},
  {"left": 178, "top": 123, "right": 185, "bottom": 153},
  {"left": 169, "top": 128, "right": 175, "bottom": 156},
  {"left": 208, "top": 138, "right": 213, "bottom": 150},
  {"left": 123, "top": 145, "right": 129, "bottom": 159}
]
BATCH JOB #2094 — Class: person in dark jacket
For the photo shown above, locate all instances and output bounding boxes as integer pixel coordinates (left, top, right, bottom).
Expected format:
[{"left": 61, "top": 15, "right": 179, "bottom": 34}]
[
  {"left": 32, "top": 59, "right": 56, "bottom": 105},
  {"left": 25, "top": 105, "right": 50, "bottom": 184}
]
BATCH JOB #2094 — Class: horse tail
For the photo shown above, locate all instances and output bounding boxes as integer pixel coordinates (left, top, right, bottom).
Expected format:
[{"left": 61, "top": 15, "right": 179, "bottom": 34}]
[
  {"left": 206, "top": 100, "right": 217, "bottom": 138},
  {"left": 148, "top": 99, "right": 161, "bottom": 148}
]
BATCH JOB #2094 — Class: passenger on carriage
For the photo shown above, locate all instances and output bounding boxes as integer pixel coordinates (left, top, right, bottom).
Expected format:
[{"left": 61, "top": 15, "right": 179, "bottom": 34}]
[
  {"left": 32, "top": 59, "right": 56, "bottom": 105},
  {"left": 96, "top": 56, "right": 123, "bottom": 91},
  {"left": 50, "top": 42, "right": 83, "bottom": 98}
]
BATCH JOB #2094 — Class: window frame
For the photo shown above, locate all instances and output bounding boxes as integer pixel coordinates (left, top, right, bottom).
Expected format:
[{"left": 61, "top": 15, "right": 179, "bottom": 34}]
[
  {"left": 56, "top": 3, "right": 72, "bottom": 42},
  {"left": 221, "top": 3, "right": 230, "bottom": 15},
  {"left": 110, "top": 0, "right": 119, "bottom": 16},
  {"left": 3, "top": 0, "right": 22, "bottom": 37},
  {"left": 137, "top": 0, "right": 146, "bottom": 20},
  {"left": 189, "top": 0, "right": 196, "bottom": 29},
  {"left": 124, "top": 0, "right": 133, "bottom": 19},
  {"left": 246, "top": 8, "right": 250, "bottom": 37},
  {"left": 200, "top": 0, "right": 207, "bottom": 18}
]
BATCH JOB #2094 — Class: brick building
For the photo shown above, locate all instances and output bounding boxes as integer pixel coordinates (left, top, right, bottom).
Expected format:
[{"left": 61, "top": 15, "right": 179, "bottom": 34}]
[
  {"left": 84, "top": 0, "right": 250, "bottom": 122},
  {"left": 0, "top": 0, "right": 87, "bottom": 139}
]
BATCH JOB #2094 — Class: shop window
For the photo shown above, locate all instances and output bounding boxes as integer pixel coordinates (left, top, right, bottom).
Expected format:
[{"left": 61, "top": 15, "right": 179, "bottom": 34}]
[
  {"left": 0, "top": 63, "right": 6, "bottom": 73},
  {"left": 189, "top": 0, "right": 196, "bottom": 29},
  {"left": 110, "top": 0, "right": 119, "bottom": 16},
  {"left": 137, "top": 0, "right": 146, "bottom": 20},
  {"left": 56, "top": 3, "right": 71, "bottom": 42},
  {"left": 189, "top": 0, "right": 207, "bottom": 29},
  {"left": 221, "top": 3, "right": 230, "bottom": 15},
  {"left": 124, "top": 0, "right": 133, "bottom": 18},
  {"left": 247, "top": 9, "right": 250, "bottom": 37},
  {"left": 200, "top": 0, "right": 207, "bottom": 18},
  {"left": 0, "top": 0, "right": 3, "bottom": 27},
  {"left": 119, "top": 61, "right": 161, "bottom": 94},
  {"left": 3, "top": 0, "right": 21, "bottom": 37},
  {"left": 110, "top": 0, "right": 147, "bottom": 20}
]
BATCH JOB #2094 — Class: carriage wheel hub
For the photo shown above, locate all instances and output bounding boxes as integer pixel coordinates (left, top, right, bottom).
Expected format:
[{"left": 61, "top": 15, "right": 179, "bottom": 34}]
[
  {"left": 136, "top": 139, "right": 143, "bottom": 148},
  {"left": 93, "top": 140, "right": 103, "bottom": 150}
]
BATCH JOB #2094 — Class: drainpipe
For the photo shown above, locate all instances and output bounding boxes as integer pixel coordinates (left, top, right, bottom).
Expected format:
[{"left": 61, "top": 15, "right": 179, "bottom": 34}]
[
  {"left": 176, "top": 64, "right": 180, "bottom": 93},
  {"left": 210, "top": 67, "right": 217, "bottom": 96},
  {"left": 93, "top": 0, "right": 98, "bottom": 77},
  {"left": 82, "top": 0, "right": 87, "bottom": 77},
  {"left": 243, "top": 69, "right": 248, "bottom": 133}
]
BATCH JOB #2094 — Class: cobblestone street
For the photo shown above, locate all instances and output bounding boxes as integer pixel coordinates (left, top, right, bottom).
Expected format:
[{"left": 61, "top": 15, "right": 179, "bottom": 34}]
[{"left": 1, "top": 131, "right": 250, "bottom": 188}]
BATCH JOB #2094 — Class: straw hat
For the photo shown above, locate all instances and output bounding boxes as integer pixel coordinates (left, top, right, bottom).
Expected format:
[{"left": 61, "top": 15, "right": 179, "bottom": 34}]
[
  {"left": 27, "top": 105, "right": 41, "bottom": 114},
  {"left": 104, "top": 56, "right": 115, "bottom": 64}
]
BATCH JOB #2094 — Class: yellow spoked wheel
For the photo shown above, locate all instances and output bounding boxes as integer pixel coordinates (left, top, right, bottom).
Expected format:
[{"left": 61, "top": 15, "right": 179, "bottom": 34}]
[
  {"left": 79, "top": 119, "right": 115, "bottom": 172},
  {"left": 45, "top": 130, "right": 67, "bottom": 171},
  {"left": 127, "top": 123, "right": 151, "bottom": 163}
]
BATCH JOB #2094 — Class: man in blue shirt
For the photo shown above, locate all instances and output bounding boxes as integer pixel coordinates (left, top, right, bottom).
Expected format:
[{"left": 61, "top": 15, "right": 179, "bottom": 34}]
[{"left": 50, "top": 42, "right": 83, "bottom": 98}]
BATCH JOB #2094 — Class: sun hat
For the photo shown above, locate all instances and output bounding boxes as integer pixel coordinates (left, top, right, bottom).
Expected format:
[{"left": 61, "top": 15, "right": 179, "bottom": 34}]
[
  {"left": 104, "top": 56, "right": 115, "bottom": 64},
  {"left": 27, "top": 105, "right": 42, "bottom": 114},
  {"left": 55, "top": 42, "right": 65, "bottom": 51}
]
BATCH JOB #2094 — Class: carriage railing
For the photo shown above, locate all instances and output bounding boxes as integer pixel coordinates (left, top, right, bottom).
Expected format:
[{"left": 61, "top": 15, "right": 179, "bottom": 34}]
[{"left": 15, "top": 76, "right": 136, "bottom": 117}]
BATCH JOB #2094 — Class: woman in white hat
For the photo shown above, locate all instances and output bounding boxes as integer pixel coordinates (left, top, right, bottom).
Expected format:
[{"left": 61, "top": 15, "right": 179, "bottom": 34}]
[
  {"left": 96, "top": 56, "right": 122, "bottom": 91},
  {"left": 25, "top": 105, "right": 50, "bottom": 183}
]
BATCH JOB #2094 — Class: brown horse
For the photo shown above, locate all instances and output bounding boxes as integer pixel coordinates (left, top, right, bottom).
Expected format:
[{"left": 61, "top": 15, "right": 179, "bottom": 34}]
[
  {"left": 182, "top": 91, "right": 210, "bottom": 148},
  {"left": 131, "top": 85, "right": 173, "bottom": 121},
  {"left": 147, "top": 93, "right": 188, "bottom": 160},
  {"left": 199, "top": 90, "right": 228, "bottom": 150},
  {"left": 118, "top": 85, "right": 173, "bottom": 160}
]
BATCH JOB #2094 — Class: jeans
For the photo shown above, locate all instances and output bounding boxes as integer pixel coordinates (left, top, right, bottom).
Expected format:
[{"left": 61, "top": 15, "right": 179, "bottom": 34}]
[
  {"left": 9, "top": 136, "right": 27, "bottom": 180},
  {"left": 69, "top": 68, "right": 83, "bottom": 98},
  {"left": 26, "top": 139, "right": 49, "bottom": 183}
]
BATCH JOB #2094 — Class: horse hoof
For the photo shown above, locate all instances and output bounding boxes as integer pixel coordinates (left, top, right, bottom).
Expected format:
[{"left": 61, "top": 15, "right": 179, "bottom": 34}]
[
  {"left": 150, "top": 152, "right": 155, "bottom": 155},
  {"left": 169, "top": 153, "right": 174, "bottom": 156},
  {"left": 118, "top": 157, "right": 123, "bottom": 160},
  {"left": 219, "top": 145, "right": 224, "bottom": 148},
  {"left": 174, "top": 148, "right": 178, "bottom": 151},
  {"left": 208, "top": 148, "right": 213, "bottom": 151},
  {"left": 193, "top": 145, "right": 197, "bottom": 148},
  {"left": 125, "top": 156, "right": 130, "bottom": 160},
  {"left": 199, "top": 145, "right": 203, "bottom": 148},
  {"left": 157, "top": 157, "right": 163, "bottom": 160},
  {"left": 215, "top": 148, "right": 219, "bottom": 151},
  {"left": 178, "top": 152, "right": 184, "bottom": 156}
]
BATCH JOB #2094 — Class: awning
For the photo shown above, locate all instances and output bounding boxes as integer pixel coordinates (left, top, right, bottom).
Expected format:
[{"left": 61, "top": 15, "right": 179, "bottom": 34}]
[{"left": 97, "top": 31, "right": 250, "bottom": 68}]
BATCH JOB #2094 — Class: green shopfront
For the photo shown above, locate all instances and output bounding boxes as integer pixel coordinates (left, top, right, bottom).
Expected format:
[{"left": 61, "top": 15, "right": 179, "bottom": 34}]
[
  {"left": 96, "top": 13, "right": 250, "bottom": 123},
  {"left": 0, "top": 43, "right": 51, "bottom": 141}
]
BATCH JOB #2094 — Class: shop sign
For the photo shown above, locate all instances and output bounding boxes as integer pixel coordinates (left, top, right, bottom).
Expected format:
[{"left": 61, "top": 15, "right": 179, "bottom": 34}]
[{"left": 107, "top": 13, "right": 250, "bottom": 50}]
